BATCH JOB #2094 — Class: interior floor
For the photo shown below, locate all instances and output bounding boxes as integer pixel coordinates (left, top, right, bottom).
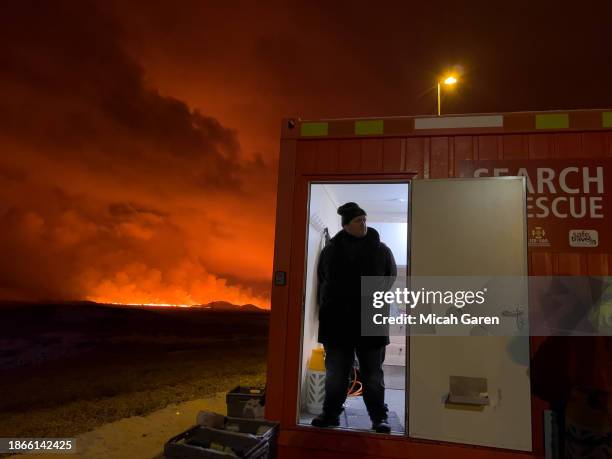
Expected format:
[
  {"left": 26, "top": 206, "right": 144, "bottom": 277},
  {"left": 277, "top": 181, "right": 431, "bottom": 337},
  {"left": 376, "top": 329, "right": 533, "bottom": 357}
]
[{"left": 299, "top": 364, "right": 406, "bottom": 433}]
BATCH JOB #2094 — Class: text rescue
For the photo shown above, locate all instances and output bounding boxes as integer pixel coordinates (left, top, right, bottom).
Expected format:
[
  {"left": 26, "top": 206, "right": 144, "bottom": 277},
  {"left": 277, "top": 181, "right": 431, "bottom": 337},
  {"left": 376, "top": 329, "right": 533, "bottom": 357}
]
[{"left": 475, "top": 166, "right": 604, "bottom": 219}]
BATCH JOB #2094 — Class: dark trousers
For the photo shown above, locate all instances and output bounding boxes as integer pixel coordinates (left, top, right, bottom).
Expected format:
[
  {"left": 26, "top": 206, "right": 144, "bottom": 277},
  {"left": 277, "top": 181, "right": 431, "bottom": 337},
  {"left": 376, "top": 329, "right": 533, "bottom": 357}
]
[{"left": 322, "top": 342, "right": 388, "bottom": 421}]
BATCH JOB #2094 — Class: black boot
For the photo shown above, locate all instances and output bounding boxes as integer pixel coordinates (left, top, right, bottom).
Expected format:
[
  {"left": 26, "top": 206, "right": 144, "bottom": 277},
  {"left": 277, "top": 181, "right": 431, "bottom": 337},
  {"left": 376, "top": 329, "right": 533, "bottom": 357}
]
[
  {"left": 371, "top": 418, "right": 391, "bottom": 434},
  {"left": 311, "top": 412, "right": 340, "bottom": 428}
]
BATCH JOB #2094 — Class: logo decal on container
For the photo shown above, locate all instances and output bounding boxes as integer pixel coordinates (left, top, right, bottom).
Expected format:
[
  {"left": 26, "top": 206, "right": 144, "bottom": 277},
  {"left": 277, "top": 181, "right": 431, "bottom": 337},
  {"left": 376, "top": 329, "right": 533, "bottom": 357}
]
[
  {"left": 529, "top": 226, "right": 551, "bottom": 247},
  {"left": 569, "top": 230, "right": 599, "bottom": 248}
]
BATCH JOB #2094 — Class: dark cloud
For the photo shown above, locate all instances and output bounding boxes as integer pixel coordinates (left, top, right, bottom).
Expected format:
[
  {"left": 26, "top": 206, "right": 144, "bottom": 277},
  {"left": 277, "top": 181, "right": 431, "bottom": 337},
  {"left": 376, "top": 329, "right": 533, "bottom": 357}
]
[
  {"left": 0, "top": 0, "right": 274, "bottom": 306},
  {"left": 0, "top": 164, "right": 27, "bottom": 182},
  {"left": 108, "top": 202, "right": 168, "bottom": 219},
  {"left": 0, "top": 0, "right": 244, "bottom": 191},
  {"left": 109, "top": 0, "right": 612, "bottom": 169}
]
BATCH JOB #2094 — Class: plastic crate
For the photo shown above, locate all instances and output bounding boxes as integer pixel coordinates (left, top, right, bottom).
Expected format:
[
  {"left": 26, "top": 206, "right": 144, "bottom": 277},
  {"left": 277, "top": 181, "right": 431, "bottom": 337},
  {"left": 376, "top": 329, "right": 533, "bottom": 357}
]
[
  {"left": 164, "top": 425, "right": 268, "bottom": 459},
  {"left": 226, "top": 386, "right": 265, "bottom": 419},
  {"left": 210, "top": 417, "right": 279, "bottom": 459}
]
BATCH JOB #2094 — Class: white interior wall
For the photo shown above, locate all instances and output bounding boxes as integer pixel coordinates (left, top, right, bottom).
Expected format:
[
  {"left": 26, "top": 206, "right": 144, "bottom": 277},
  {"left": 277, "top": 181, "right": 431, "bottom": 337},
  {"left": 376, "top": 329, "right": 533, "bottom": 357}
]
[
  {"left": 368, "top": 222, "right": 408, "bottom": 266},
  {"left": 300, "top": 185, "right": 341, "bottom": 409}
]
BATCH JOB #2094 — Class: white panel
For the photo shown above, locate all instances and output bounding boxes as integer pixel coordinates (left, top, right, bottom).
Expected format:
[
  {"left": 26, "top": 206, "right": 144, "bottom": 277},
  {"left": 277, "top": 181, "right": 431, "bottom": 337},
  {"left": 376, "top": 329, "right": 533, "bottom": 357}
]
[
  {"left": 414, "top": 115, "right": 503, "bottom": 130},
  {"left": 408, "top": 178, "right": 532, "bottom": 452}
]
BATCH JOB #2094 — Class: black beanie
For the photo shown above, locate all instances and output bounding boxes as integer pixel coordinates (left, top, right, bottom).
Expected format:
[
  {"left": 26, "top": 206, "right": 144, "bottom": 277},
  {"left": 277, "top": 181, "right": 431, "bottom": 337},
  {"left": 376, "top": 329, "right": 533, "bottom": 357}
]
[{"left": 337, "top": 202, "right": 366, "bottom": 226}]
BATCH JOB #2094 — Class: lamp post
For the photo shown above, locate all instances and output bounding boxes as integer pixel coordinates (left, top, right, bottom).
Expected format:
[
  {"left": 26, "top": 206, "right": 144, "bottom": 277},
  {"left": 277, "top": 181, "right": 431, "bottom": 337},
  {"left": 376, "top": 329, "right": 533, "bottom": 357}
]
[{"left": 437, "top": 75, "right": 458, "bottom": 116}]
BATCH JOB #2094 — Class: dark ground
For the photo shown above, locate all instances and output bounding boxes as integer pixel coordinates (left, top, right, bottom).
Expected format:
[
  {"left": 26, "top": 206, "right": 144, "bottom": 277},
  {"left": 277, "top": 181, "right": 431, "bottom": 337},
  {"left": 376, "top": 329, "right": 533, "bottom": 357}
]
[{"left": 0, "top": 303, "right": 269, "bottom": 438}]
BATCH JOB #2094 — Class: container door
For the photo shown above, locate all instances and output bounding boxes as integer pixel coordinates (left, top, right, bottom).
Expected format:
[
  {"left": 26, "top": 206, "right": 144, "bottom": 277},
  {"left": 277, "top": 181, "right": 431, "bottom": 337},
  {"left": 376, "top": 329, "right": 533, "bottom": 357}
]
[{"left": 408, "top": 177, "right": 532, "bottom": 451}]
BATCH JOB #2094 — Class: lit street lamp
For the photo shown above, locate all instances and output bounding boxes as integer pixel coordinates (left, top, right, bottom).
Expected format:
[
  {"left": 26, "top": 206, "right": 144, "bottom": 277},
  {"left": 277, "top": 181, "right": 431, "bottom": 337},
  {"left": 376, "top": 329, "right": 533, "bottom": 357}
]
[{"left": 437, "top": 75, "right": 458, "bottom": 116}]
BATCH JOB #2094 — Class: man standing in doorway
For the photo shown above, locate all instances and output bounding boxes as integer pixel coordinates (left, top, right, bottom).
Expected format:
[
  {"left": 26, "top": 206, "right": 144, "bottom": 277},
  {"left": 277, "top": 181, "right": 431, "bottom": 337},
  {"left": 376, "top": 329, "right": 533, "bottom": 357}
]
[{"left": 312, "top": 202, "right": 397, "bottom": 434}]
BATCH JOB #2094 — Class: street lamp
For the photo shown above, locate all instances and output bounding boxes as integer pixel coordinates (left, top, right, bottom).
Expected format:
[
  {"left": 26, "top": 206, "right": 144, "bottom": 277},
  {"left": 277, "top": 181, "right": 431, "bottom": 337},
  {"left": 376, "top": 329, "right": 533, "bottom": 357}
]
[{"left": 437, "top": 75, "right": 458, "bottom": 116}]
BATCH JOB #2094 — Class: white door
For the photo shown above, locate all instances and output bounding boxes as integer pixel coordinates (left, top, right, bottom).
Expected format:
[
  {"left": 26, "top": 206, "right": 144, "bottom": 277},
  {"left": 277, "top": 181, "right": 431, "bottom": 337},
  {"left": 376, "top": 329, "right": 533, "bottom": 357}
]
[{"left": 408, "top": 177, "right": 532, "bottom": 451}]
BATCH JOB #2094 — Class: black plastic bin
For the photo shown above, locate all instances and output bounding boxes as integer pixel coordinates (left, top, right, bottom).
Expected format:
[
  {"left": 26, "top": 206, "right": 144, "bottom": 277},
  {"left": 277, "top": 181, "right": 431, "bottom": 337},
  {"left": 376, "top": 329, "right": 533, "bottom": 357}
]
[
  {"left": 211, "top": 417, "right": 279, "bottom": 459},
  {"left": 226, "top": 386, "right": 265, "bottom": 419},
  {"left": 164, "top": 425, "right": 268, "bottom": 459}
]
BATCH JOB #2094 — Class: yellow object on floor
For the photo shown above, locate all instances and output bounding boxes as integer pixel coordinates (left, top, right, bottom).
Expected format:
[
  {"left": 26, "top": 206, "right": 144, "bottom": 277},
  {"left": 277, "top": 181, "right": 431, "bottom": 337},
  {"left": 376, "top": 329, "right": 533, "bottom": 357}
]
[{"left": 308, "top": 347, "right": 325, "bottom": 371}]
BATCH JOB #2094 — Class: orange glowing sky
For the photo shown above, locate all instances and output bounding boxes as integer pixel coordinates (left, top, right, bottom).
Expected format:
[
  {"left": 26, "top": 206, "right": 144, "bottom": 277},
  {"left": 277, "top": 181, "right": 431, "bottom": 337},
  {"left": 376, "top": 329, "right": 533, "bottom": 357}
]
[{"left": 1, "top": 1, "right": 611, "bottom": 308}]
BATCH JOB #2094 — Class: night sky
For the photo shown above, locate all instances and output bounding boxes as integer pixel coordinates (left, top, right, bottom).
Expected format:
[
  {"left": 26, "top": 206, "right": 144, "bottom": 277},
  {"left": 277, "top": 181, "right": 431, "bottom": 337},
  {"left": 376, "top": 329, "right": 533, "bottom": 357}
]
[{"left": 1, "top": 1, "right": 611, "bottom": 307}]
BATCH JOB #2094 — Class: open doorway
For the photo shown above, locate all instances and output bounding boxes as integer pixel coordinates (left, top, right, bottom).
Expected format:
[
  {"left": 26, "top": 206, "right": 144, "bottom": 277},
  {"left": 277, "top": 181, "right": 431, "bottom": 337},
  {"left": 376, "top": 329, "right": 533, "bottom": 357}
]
[{"left": 297, "top": 182, "right": 409, "bottom": 433}]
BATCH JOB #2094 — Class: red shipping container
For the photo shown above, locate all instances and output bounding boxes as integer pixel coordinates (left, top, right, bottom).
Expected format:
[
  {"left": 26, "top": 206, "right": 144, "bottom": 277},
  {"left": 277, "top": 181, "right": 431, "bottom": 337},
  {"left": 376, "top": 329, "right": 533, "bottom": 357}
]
[{"left": 266, "top": 109, "right": 612, "bottom": 459}]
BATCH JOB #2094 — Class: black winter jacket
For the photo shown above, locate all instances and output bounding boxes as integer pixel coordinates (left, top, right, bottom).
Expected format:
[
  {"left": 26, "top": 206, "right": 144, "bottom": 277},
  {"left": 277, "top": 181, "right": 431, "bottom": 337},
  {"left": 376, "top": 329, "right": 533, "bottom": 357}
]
[{"left": 316, "top": 227, "right": 397, "bottom": 347}]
